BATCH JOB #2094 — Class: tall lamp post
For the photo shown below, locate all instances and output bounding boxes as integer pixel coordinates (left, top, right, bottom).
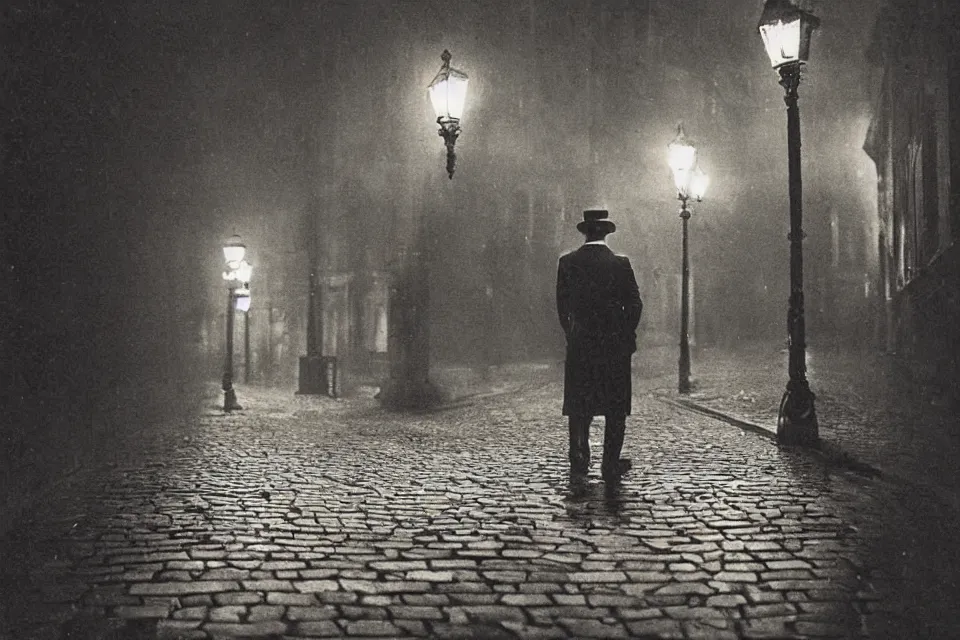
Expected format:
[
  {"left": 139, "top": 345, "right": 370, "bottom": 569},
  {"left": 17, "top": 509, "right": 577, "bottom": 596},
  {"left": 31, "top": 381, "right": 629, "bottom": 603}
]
[
  {"left": 298, "top": 207, "right": 324, "bottom": 395},
  {"left": 222, "top": 235, "right": 252, "bottom": 412},
  {"left": 668, "top": 124, "right": 709, "bottom": 394},
  {"left": 381, "top": 50, "right": 469, "bottom": 409},
  {"left": 758, "top": 0, "right": 820, "bottom": 445},
  {"left": 236, "top": 269, "right": 252, "bottom": 383},
  {"left": 428, "top": 49, "right": 469, "bottom": 179}
]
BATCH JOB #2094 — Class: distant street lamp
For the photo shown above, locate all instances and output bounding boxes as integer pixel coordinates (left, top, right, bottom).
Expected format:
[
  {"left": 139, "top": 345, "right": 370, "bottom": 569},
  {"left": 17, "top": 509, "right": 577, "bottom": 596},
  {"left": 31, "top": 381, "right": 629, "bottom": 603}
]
[
  {"left": 758, "top": 0, "right": 820, "bottom": 445},
  {"left": 428, "top": 49, "right": 469, "bottom": 179},
  {"left": 668, "top": 124, "right": 709, "bottom": 394},
  {"left": 234, "top": 261, "right": 252, "bottom": 385},
  {"left": 222, "top": 234, "right": 252, "bottom": 412}
]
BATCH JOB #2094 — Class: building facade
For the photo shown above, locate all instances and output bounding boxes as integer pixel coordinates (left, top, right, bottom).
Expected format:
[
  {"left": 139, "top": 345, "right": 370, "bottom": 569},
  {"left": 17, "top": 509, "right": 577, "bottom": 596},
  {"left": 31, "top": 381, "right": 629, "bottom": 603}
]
[{"left": 863, "top": 0, "right": 960, "bottom": 390}]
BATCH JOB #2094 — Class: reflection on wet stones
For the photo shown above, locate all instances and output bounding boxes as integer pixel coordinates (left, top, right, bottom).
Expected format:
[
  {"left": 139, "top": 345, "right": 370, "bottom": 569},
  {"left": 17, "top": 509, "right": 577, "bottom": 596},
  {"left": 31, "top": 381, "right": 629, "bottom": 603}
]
[{"left": 0, "top": 382, "right": 944, "bottom": 638}]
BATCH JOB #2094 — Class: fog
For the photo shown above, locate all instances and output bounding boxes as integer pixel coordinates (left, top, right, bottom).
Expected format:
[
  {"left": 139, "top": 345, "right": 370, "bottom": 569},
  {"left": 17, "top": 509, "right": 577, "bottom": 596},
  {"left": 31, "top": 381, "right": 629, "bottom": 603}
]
[{"left": 2, "top": 0, "right": 880, "bottom": 508}]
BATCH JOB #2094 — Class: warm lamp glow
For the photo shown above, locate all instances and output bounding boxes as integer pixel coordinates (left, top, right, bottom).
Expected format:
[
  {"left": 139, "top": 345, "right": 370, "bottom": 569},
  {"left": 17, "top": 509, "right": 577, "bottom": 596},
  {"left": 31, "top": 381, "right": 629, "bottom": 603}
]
[
  {"left": 235, "top": 292, "right": 251, "bottom": 312},
  {"left": 690, "top": 166, "right": 710, "bottom": 201},
  {"left": 668, "top": 124, "right": 698, "bottom": 196},
  {"left": 235, "top": 260, "right": 253, "bottom": 284},
  {"left": 428, "top": 50, "right": 469, "bottom": 122},
  {"left": 223, "top": 235, "right": 246, "bottom": 265},
  {"left": 668, "top": 124, "right": 697, "bottom": 175},
  {"left": 757, "top": 0, "right": 819, "bottom": 69}
]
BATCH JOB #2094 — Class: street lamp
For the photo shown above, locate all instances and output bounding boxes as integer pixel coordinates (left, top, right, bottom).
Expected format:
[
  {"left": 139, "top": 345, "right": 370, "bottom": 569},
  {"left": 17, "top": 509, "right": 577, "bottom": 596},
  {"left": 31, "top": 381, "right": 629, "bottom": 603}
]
[
  {"left": 758, "top": 0, "right": 820, "bottom": 445},
  {"left": 221, "top": 234, "right": 252, "bottom": 412},
  {"left": 668, "top": 124, "right": 708, "bottom": 394},
  {"left": 381, "top": 50, "right": 469, "bottom": 409},
  {"left": 428, "top": 49, "right": 469, "bottom": 179},
  {"left": 234, "top": 260, "right": 253, "bottom": 383},
  {"left": 298, "top": 210, "right": 323, "bottom": 395}
]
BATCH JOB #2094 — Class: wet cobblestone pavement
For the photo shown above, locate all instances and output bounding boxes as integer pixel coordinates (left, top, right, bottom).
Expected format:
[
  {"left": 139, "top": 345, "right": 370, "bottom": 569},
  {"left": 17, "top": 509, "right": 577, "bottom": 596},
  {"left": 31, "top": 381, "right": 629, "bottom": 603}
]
[
  {"left": 3, "top": 372, "right": 959, "bottom": 639},
  {"left": 653, "top": 342, "right": 960, "bottom": 510}
]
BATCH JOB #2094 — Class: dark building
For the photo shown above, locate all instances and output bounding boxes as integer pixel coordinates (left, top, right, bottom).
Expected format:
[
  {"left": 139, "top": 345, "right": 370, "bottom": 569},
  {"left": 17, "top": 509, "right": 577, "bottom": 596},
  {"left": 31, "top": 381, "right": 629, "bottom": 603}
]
[{"left": 863, "top": 0, "right": 960, "bottom": 394}]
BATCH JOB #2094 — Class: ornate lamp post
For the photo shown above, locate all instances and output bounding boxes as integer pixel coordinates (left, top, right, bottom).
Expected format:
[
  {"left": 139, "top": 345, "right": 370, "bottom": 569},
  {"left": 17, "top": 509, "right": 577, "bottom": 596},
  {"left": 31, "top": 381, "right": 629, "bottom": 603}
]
[
  {"left": 381, "top": 50, "right": 470, "bottom": 409},
  {"left": 222, "top": 235, "right": 252, "bottom": 412},
  {"left": 758, "top": 0, "right": 820, "bottom": 445},
  {"left": 668, "top": 124, "right": 709, "bottom": 394},
  {"left": 428, "top": 49, "right": 469, "bottom": 179}
]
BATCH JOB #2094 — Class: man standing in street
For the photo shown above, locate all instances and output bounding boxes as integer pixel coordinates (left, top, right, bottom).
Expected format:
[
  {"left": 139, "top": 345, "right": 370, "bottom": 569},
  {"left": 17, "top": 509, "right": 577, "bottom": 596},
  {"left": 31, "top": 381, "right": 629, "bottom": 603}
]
[{"left": 556, "top": 209, "right": 643, "bottom": 482}]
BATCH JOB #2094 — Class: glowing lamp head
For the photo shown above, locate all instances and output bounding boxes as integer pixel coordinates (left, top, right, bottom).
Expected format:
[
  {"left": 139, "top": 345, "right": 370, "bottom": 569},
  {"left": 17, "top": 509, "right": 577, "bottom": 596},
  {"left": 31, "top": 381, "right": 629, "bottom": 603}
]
[
  {"left": 223, "top": 234, "right": 246, "bottom": 266},
  {"left": 428, "top": 49, "right": 469, "bottom": 123},
  {"left": 235, "top": 291, "right": 251, "bottom": 312},
  {"left": 668, "top": 124, "right": 698, "bottom": 195},
  {"left": 235, "top": 260, "right": 253, "bottom": 284},
  {"left": 690, "top": 165, "right": 709, "bottom": 202},
  {"left": 237, "top": 260, "right": 253, "bottom": 284},
  {"left": 757, "top": 0, "right": 820, "bottom": 69}
]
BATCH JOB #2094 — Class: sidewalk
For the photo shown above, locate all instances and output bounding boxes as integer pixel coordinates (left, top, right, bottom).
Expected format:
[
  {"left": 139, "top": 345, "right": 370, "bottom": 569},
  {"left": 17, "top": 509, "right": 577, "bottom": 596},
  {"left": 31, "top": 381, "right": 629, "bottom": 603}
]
[{"left": 649, "top": 341, "right": 960, "bottom": 511}]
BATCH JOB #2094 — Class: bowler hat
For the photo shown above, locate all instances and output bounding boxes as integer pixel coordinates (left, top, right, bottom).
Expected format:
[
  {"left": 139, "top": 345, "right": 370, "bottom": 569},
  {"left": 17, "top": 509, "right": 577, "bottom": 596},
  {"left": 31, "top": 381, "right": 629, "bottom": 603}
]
[{"left": 577, "top": 209, "right": 617, "bottom": 234}]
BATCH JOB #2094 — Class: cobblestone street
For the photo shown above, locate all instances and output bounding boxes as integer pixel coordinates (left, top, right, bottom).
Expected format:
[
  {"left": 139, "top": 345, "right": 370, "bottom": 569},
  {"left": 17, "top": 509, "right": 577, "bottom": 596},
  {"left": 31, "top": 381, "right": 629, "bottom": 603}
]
[
  {"left": 3, "top": 371, "right": 959, "bottom": 639},
  {"left": 653, "top": 342, "right": 960, "bottom": 511}
]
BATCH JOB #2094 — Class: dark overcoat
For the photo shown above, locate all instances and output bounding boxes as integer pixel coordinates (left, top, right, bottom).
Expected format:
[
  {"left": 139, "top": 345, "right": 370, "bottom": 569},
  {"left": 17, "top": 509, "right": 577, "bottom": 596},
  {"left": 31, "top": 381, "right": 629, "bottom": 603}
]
[{"left": 556, "top": 244, "right": 643, "bottom": 416}]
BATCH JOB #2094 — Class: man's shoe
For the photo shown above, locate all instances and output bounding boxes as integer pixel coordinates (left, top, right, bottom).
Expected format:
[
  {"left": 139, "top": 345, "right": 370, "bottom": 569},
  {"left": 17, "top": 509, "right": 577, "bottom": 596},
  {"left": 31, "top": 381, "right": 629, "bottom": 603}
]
[{"left": 602, "top": 458, "right": 632, "bottom": 482}]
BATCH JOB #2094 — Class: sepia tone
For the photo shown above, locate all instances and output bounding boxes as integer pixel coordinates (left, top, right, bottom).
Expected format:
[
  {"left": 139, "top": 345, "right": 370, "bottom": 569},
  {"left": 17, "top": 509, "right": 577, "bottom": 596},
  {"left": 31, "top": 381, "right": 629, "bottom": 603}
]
[{"left": 3, "top": 0, "right": 959, "bottom": 638}]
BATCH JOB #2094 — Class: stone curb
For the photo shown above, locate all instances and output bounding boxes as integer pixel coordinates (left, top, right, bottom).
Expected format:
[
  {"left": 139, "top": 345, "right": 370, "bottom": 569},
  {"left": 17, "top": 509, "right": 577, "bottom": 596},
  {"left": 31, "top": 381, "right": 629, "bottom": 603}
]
[
  {"left": 654, "top": 393, "right": 778, "bottom": 441},
  {"left": 654, "top": 391, "right": 886, "bottom": 481},
  {"left": 657, "top": 388, "right": 960, "bottom": 521}
]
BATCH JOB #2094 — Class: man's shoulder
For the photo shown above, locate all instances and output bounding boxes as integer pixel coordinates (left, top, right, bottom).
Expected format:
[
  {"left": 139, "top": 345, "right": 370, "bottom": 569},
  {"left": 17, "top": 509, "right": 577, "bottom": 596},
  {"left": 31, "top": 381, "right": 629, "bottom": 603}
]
[{"left": 559, "top": 246, "right": 633, "bottom": 265}]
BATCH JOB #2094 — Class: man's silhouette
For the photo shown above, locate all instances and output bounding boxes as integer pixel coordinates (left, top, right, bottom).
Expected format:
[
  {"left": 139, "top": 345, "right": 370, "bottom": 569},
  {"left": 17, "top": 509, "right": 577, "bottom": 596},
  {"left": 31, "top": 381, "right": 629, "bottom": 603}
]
[{"left": 556, "top": 209, "right": 643, "bottom": 482}]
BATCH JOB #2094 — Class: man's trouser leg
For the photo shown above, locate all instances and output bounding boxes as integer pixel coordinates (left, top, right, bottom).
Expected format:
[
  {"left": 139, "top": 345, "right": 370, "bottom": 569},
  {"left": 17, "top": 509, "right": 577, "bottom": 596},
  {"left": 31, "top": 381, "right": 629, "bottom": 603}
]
[
  {"left": 568, "top": 415, "right": 591, "bottom": 475},
  {"left": 602, "top": 414, "right": 627, "bottom": 477}
]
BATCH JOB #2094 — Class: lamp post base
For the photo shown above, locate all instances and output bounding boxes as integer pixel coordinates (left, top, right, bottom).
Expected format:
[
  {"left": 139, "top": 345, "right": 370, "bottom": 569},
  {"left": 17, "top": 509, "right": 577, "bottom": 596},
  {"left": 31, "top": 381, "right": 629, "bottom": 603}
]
[
  {"left": 777, "top": 381, "right": 818, "bottom": 446},
  {"left": 223, "top": 388, "right": 242, "bottom": 412},
  {"left": 297, "top": 355, "right": 325, "bottom": 395}
]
